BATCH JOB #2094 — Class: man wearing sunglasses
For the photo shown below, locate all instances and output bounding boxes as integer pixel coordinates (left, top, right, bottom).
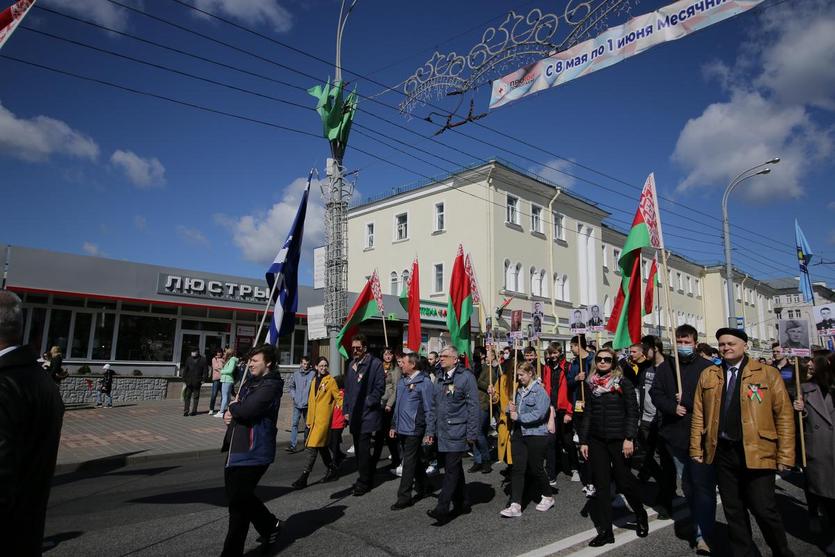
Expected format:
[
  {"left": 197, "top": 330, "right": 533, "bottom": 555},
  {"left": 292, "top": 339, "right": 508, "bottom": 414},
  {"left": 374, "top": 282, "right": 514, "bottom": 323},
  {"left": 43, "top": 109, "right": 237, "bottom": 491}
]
[{"left": 343, "top": 334, "right": 385, "bottom": 496}]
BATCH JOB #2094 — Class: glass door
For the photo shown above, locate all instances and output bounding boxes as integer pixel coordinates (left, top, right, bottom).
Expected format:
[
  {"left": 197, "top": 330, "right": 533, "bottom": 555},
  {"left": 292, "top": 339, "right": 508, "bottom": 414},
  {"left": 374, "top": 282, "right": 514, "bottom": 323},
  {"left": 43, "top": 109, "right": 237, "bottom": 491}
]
[{"left": 180, "top": 333, "right": 201, "bottom": 369}]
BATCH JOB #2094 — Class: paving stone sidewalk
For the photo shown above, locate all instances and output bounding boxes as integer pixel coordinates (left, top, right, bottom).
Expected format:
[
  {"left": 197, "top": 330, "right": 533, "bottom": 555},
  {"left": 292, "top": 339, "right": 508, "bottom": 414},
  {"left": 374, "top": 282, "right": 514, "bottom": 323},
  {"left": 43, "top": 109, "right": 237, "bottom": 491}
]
[{"left": 57, "top": 397, "right": 295, "bottom": 473}]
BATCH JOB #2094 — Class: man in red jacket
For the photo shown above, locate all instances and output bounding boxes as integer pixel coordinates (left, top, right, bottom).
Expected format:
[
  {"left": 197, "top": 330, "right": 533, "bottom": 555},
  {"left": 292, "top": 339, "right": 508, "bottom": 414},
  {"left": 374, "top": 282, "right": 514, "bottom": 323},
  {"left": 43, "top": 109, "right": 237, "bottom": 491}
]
[{"left": 542, "top": 344, "right": 575, "bottom": 484}]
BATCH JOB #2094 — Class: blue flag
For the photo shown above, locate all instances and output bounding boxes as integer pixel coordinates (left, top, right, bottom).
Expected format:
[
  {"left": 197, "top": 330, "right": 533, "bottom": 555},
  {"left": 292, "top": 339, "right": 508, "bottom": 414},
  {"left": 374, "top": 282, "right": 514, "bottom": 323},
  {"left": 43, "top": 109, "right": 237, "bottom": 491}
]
[
  {"left": 266, "top": 171, "right": 312, "bottom": 344},
  {"left": 795, "top": 219, "right": 814, "bottom": 304}
]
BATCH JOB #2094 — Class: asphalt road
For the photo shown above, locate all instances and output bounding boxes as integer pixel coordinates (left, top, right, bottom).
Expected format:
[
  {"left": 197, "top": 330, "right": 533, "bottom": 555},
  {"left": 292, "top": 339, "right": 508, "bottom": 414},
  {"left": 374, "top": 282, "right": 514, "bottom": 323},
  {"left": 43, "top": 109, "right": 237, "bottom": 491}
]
[{"left": 44, "top": 449, "right": 826, "bottom": 557}]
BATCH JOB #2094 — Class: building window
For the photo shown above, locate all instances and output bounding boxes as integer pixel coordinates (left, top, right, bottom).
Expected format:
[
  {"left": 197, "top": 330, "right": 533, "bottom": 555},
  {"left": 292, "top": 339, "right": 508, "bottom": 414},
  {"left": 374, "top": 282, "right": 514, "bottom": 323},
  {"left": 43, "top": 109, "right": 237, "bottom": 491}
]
[
  {"left": 695, "top": 278, "right": 701, "bottom": 296},
  {"left": 92, "top": 312, "right": 115, "bottom": 360},
  {"left": 539, "top": 270, "right": 548, "bottom": 298},
  {"left": 677, "top": 272, "right": 683, "bottom": 291},
  {"left": 71, "top": 312, "right": 93, "bottom": 359},
  {"left": 515, "top": 264, "right": 523, "bottom": 293},
  {"left": 506, "top": 195, "right": 519, "bottom": 225},
  {"left": 602, "top": 244, "right": 609, "bottom": 268},
  {"left": 735, "top": 284, "right": 742, "bottom": 300},
  {"left": 794, "top": 294, "right": 800, "bottom": 304},
  {"left": 531, "top": 205, "right": 542, "bottom": 233},
  {"left": 531, "top": 267, "right": 540, "bottom": 296},
  {"left": 687, "top": 276, "right": 693, "bottom": 294},
  {"left": 395, "top": 213, "right": 408, "bottom": 241},
  {"left": 365, "top": 222, "right": 374, "bottom": 249},
  {"left": 46, "top": 309, "right": 72, "bottom": 356},
  {"left": 552, "top": 212, "right": 564, "bottom": 240},
  {"left": 613, "top": 248, "right": 621, "bottom": 266},
  {"left": 434, "top": 202, "right": 445, "bottom": 232},
  {"left": 390, "top": 271, "right": 399, "bottom": 295},
  {"left": 115, "top": 314, "right": 176, "bottom": 361},
  {"left": 433, "top": 263, "right": 444, "bottom": 293},
  {"left": 504, "top": 259, "right": 513, "bottom": 291}
]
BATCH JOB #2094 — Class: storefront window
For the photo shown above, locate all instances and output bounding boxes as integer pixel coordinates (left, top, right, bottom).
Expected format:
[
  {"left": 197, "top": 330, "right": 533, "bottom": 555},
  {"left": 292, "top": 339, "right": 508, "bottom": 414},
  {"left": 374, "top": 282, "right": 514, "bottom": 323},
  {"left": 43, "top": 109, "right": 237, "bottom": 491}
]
[
  {"left": 87, "top": 299, "right": 117, "bottom": 310},
  {"left": 116, "top": 314, "right": 176, "bottom": 361},
  {"left": 71, "top": 312, "right": 93, "bottom": 359},
  {"left": 150, "top": 304, "right": 178, "bottom": 315},
  {"left": 181, "top": 320, "right": 231, "bottom": 333},
  {"left": 53, "top": 296, "right": 85, "bottom": 307},
  {"left": 235, "top": 311, "right": 257, "bottom": 322},
  {"left": 46, "top": 309, "right": 72, "bottom": 355},
  {"left": 122, "top": 303, "right": 150, "bottom": 313},
  {"left": 277, "top": 335, "right": 291, "bottom": 366},
  {"left": 26, "top": 307, "right": 46, "bottom": 354},
  {"left": 92, "top": 312, "right": 115, "bottom": 360}
]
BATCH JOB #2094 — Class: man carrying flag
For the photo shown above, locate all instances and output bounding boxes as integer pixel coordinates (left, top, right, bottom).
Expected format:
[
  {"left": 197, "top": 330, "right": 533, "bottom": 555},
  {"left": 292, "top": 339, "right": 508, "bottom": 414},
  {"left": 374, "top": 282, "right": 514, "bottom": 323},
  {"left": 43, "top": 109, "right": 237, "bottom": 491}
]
[{"left": 336, "top": 274, "right": 386, "bottom": 495}]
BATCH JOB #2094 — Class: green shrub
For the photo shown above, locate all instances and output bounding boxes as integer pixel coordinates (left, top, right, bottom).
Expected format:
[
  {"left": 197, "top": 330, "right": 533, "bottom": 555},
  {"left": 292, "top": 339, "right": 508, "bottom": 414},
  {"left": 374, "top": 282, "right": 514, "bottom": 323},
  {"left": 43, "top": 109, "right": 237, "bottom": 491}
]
[
  {"left": 132, "top": 369, "right": 143, "bottom": 376},
  {"left": 77, "top": 365, "right": 91, "bottom": 375}
]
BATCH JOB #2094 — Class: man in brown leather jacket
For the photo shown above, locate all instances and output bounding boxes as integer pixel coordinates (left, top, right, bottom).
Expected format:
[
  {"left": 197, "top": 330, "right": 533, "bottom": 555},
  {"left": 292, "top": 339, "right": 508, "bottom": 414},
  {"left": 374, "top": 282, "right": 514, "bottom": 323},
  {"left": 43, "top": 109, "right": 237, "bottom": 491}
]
[{"left": 690, "top": 328, "right": 795, "bottom": 557}]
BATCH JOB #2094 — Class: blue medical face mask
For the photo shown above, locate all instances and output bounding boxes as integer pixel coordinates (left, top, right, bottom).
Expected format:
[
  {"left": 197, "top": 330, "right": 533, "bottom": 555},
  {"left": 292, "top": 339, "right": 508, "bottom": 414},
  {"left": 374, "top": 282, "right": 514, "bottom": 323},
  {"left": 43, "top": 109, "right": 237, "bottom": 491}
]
[
  {"left": 712, "top": 357, "right": 722, "bottom": 366},
  {"left": 677, "top": 346, "right": 694, "bottom": 357}
]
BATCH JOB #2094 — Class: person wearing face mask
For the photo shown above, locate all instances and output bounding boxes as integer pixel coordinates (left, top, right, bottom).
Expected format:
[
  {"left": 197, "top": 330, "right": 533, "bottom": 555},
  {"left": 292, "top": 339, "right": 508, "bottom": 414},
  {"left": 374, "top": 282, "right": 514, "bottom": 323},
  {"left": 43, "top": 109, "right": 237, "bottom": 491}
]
[{"left": 650, "top": 324, "right": 715, "bottom": 554}]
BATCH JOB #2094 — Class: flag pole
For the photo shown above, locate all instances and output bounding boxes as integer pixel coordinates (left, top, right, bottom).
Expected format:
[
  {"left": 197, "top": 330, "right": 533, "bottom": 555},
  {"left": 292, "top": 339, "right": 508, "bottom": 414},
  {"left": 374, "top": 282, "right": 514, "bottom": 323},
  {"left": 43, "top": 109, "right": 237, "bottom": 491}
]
[
  {"left": 254, "top": 273, "right": 281, "bottom": 346},
  {"left": 659, "top": 249, "right": 682, "bottom": 396},
  {"left": 795, "top": 357, "right": 807, "bottom": 467}
]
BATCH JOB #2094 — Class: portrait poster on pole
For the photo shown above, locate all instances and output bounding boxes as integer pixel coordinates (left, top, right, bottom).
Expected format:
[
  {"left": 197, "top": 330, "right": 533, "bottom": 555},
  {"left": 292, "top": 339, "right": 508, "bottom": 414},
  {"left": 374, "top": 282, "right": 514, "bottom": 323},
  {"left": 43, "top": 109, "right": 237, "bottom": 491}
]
[
  {"left": 531, "top": 301, "right": 545, "bottom": 339},
  {"left": 813, "top": 304, "right": 835, "bottom": 336},
  {"left": 510, "top": 309, "right": 524, "bottom": 340},
  {"left": 588, "top": 304, "right": 605, "bottom": 332},
  {"left": 777, "top": 319, "right": 811, "bottom": 357},
  {"left": 569, "top": 308, "right": 588, "bottom": 335}
]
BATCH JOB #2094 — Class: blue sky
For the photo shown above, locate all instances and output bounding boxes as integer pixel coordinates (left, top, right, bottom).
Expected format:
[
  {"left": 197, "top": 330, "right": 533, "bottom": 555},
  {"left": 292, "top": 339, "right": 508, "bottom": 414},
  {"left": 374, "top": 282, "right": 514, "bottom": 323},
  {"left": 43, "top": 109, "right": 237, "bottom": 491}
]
[{"left": 2, "top": 0, "right": 834, "bottom": 287}]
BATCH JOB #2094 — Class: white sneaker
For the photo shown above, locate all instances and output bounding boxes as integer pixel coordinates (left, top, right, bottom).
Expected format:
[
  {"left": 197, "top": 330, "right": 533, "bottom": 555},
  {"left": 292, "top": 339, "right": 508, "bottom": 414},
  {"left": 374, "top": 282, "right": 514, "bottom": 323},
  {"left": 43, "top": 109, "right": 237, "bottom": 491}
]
[
  {"left": 347, "top": 445, "right": 355, "bottom": 454},
  {"left": 426, "top": 464, "right": 438, "bottom": 476},
  {"left": 549, "top": 478, "right": 558, "bottom": 487},
  {"left": 570, "top": 470, "right": 581, "bottom": 482},
  {"left": 500, "top": 503, "right": 522, "bottom": 517},
  {"left": 207, "top": 411, "right": 215, "bottom": 416},
  {"left": 582, "top": 484, "right": 596, "bottom": 498},
  {"left": 536, "top": 496, "right": 555, "bottom": 512},
  {"left": 215, "top": 411, "right": 225, "bottom": 417},
  {"left": 392, "top": 464, "right": 403, "bottom": 477}
]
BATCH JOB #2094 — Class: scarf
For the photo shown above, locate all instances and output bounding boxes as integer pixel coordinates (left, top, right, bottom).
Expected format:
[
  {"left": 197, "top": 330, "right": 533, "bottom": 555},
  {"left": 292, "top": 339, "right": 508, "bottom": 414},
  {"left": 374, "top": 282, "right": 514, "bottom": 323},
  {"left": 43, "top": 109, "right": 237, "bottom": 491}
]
[{"left": 588, "top": 372, "right": 622, "bottom": 397}]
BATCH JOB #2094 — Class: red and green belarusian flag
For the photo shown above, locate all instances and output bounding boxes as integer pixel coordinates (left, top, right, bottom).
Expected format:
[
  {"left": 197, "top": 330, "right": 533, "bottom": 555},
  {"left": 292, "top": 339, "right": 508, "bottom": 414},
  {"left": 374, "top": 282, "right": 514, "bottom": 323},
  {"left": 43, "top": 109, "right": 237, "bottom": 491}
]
[
  {"left": 644, "top": 253, "right": 659, "bottom": 315},
  {"left": 336, "top": 271, "right": 382, "bottom": 359},
  {"left": 606, "top": 173, "right": 664, "bottom": 349},
  {"left": 447, "top": 245, "right": 473, "bottom": 358},
  {"left": 400, "top": 258, "right": 422, "bottom": 353}
]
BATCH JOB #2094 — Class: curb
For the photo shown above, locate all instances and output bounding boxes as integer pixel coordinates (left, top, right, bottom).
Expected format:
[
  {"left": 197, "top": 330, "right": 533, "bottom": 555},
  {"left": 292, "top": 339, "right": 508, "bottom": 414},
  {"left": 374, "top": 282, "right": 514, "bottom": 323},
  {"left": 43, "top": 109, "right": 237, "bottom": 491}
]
[{"left": 54, "top": 447, "right": 224, "bottom": 475}]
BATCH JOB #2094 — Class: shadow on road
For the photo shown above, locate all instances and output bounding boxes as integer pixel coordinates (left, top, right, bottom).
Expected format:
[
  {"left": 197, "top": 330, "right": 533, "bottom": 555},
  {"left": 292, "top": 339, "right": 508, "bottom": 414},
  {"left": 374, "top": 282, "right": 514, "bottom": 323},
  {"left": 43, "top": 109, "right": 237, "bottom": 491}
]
[
  {"left": 129, "top": 485, "right": 294, "bottom": 507},
  {"left": 253, "top": 505, "right": 347, "bottom": 555},
  {"left": 52, "top": 451, "right": 151, "bottom": 486},
  {"left": 42, "top": 530, "right": 83, "bottom": 553}
]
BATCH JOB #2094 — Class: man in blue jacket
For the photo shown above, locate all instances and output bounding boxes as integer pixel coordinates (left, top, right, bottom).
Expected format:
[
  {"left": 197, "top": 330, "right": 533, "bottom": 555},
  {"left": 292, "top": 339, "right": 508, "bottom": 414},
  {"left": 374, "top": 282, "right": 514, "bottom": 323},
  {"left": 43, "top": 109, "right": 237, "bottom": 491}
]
[
  {"left": 343, "top": 334, "right": 385, "bottom": 496},
  {"left": 286, "top": 355, "right": 313, "bottom": 452},
  {"left": 426, "top": 346, "right": 479, "bottom": 522},
  {"left": 221, "top": 344, "right": 284, "bottom": 556},
  {"left": 390, "top": 352, "right": 435, "bottom": 510}
]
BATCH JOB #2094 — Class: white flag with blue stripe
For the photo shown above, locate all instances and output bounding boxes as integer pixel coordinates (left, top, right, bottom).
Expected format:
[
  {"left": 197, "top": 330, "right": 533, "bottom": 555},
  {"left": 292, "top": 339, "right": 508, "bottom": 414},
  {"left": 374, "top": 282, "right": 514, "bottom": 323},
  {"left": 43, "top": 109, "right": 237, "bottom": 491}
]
[{"left": 266, "top": 170, "right": 312, "bottom": 344}]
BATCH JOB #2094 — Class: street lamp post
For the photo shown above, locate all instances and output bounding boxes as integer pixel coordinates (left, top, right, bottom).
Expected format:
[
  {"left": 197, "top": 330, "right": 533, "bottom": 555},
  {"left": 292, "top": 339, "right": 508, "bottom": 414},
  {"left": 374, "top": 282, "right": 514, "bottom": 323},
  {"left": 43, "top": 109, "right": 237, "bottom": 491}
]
[{"left": 722, "top": 158, "right": 780, "bottom": 328}]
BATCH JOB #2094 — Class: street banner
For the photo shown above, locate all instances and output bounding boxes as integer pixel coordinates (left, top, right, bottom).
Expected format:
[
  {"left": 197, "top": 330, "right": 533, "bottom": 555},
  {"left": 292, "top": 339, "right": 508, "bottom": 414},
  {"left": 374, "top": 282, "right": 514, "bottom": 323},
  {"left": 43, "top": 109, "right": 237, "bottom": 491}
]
[
  {"left": 813, "top": 303, "right": 835, "bottom": 337},
  {"left": 0, "top": 0, "right": 36, "bottom": 51},
  {"left": 490, "top": 0, "right": 764, "bottom": 109},
  {"left": 777, "top": 318, "right": 811, "bottom": 357}
]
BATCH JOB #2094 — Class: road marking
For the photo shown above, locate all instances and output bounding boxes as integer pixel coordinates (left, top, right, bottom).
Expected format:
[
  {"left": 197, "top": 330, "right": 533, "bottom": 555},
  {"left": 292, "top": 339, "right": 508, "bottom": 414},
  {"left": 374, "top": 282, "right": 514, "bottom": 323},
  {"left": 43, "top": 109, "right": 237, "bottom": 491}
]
[{"left": 516, "top": 505, "right": 688, "bottom": 557}]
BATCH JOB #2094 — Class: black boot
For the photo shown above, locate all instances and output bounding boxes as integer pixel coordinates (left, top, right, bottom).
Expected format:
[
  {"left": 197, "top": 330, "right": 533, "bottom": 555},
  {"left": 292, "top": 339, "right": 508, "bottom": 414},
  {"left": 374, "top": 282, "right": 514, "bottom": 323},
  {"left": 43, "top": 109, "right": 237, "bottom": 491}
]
[
  {"left": 635, "top": 507, "right": 649, "bottom": 537},
  {"left": 321, "top": 465, "right": 339, "bottom": 483},
  {"left": 589, "top": 531, "right": 615, "bottom": 547},
  {"left": 291, "top": 471, "right": 309, "bottom": 489}
]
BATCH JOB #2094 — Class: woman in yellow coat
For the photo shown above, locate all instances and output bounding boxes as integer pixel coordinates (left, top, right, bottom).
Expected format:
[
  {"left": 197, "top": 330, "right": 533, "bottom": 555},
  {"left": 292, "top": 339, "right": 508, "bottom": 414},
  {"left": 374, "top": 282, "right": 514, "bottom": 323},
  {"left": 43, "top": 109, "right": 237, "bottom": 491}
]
[
  {"left": 490, "top": 355, "right": 517, "bottom": 467},
  {"left": 292, "top": 356, "right": 342, "bottom": 489}
]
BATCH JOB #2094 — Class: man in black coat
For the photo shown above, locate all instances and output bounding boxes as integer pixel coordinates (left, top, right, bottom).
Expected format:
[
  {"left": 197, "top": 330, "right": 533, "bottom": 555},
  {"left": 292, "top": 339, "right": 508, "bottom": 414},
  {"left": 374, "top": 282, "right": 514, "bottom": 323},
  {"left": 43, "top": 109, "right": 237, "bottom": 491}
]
[
  {"left": 650, "top": 324, "right": 715, "bottom": 553},
  {"left": 343, "top": 334, "right": 385, "bottom": 496},
  {"left": 182, "top": 350, "right": 208, "bottom": 416},
  {"left": 0, "top": 290, "right": 64, "bottom": 555}
]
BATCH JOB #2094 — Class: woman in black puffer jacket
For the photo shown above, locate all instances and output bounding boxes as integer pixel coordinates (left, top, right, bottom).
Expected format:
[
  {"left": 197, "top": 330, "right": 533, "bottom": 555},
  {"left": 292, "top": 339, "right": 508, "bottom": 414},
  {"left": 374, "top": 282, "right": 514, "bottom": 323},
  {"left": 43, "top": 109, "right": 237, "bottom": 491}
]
[{"left": 579, "top": 347, "right": 648, "bottom": 547}]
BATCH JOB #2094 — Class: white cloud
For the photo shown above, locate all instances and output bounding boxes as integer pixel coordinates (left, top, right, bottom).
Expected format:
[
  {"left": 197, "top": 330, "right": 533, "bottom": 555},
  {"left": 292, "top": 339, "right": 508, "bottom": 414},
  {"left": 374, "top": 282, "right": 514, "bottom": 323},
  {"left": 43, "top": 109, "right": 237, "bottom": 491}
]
[
  {"left": 0, "top": 102, "right": 99, "bottom": 162},
  {"left": 82, "top": 242, "right": 102, "bottom": 256},
  {"left": 672, "top": 0, "right": 835, "bottom": 200},
  {"left": 110, "top": 149, "right": 166, "bottom": 188},
  {"left": 134, "top": 215, "right": 147, "bottom": 230},
  {"left": 191, "top": 0, "right": 292, "bottom": 33},
  {"left": 217, "top": 175, "right": 326, "bottom": 264},
  {"left": 673, "top": 91, "right": 831, "bottom": 200},
  {"left": 43, "top": 0, "right": 130, "bottom": 30},
  {"left": 754, "top": 0, "right": 835, "bottom": 111},
  {"left": 529, "top": 158, "right": 578, "bottom": 189},
  {"left": 177, "top": 225, "right": 209, "bottom": 246}
]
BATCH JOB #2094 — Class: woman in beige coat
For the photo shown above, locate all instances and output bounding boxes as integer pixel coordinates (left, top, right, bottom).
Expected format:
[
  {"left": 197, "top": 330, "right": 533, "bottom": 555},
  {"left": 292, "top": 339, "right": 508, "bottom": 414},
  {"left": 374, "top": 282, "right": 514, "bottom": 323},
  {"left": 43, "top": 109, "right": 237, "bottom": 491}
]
[{"left": 292, "top": 357, "right": 342, "bottom": 489}]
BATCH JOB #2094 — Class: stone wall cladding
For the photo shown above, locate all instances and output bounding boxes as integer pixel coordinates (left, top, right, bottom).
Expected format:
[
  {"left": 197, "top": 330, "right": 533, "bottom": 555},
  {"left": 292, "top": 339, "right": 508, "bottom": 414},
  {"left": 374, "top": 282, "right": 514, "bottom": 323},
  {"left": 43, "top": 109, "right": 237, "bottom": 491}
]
[{"left": 59, "top": 376, "right": 169, "bottom": 404}]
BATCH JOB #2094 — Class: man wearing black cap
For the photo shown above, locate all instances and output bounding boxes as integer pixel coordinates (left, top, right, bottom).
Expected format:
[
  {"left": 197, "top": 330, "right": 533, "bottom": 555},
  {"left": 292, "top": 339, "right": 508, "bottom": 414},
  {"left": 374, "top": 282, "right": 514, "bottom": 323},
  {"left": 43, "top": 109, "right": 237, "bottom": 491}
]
[{"left": 690, "top": 328, "right": 795, "bottom": 557}]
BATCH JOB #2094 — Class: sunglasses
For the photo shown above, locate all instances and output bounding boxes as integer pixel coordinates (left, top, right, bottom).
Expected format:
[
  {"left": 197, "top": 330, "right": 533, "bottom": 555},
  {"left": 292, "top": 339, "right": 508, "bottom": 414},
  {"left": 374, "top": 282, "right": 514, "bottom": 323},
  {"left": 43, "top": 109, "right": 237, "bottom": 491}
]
[{"left": 595, "top": 357, "right": 614, "bottom": 364}]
